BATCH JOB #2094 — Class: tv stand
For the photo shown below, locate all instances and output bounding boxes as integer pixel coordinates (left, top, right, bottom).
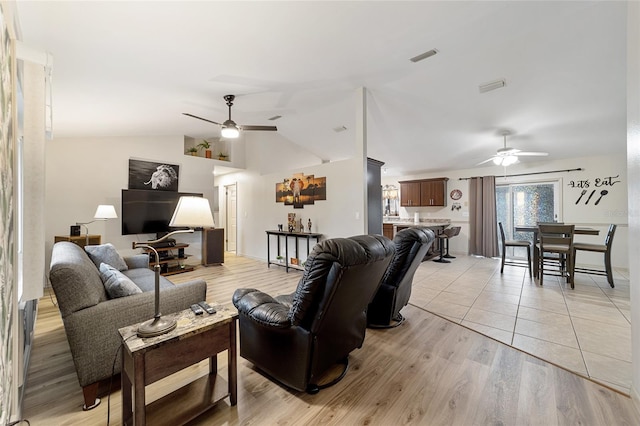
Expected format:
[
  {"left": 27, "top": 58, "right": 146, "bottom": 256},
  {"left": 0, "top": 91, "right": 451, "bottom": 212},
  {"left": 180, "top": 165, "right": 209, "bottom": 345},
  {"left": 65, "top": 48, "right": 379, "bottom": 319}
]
[{"left": 140, "top": 243, "right": 193, "bottom": 276}]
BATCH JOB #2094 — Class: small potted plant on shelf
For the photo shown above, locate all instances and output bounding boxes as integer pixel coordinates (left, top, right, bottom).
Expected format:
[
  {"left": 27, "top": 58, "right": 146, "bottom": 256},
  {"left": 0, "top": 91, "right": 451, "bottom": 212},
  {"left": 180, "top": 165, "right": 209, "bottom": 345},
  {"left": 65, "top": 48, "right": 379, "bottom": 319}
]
[
  {"left": 276, "top": 255, "right": 284, "bottom": 264},
  {"left": 218, "top": 152, "right": 228, "bottom": 161},
  {"left": 197, "top": 140, "right": 212, "bottom": 158},
  {"left": 186, "top": 147, "right": 199, "bottom": 156}
]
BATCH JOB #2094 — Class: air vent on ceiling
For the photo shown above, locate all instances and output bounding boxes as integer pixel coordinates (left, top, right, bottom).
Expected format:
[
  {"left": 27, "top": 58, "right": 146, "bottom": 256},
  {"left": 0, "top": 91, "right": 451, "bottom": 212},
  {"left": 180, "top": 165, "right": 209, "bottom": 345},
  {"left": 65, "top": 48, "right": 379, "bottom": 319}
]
[
  {"left": 410, "top": 49, "right": 438, "bottom": 63},
  {"left": 479, "top": 79, "right": 506, "bottom": 93},
  {"left": 268, "top": 115, "right": 282, "bottom": 121}
]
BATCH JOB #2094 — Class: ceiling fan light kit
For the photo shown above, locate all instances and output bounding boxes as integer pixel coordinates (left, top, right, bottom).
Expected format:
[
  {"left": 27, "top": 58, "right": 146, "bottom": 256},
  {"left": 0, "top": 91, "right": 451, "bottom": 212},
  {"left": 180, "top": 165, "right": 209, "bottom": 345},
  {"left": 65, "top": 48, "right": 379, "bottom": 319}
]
[
  {"left": 221, "top": 120, "right": 240, "bottom": 138},
  {"left": 493, "top": 155, "right": 518, "bottom": 166}
]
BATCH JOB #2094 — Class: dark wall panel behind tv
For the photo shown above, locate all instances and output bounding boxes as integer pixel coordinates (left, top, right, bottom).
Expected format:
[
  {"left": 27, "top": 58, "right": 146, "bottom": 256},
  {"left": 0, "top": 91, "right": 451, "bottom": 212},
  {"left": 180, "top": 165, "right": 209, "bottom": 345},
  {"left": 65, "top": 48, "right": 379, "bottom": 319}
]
[{"left": 121, "top": 189, "right": 203, "bottom": 235}]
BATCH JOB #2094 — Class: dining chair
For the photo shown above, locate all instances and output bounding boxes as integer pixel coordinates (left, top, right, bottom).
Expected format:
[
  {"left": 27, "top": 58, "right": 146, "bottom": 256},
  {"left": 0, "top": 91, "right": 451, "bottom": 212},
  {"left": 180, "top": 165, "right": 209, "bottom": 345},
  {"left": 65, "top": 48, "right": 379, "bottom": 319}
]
[
  {"left": 498, "top": 222, "right": 532, "bottom": 277},
  {"left": 573, "top": 224, "right": 616, "bottom": 288},
  {"left": 536, "top": 224, "right": 575, "bottom": 288}
]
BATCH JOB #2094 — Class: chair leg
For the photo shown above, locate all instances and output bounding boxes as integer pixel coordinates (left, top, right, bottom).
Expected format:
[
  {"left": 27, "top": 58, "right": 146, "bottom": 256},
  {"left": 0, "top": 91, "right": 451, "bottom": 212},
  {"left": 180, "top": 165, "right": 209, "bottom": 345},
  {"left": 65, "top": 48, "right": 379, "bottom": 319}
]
[
  {"left": 539, "top": 254, "right": 544, "bottom": 286},
  {"left": 526, "top": 247, "right": 532, "bottom": 278},
  {"left": 605, "top": 251, "right": 614, "bottom": 288},
  {"left": 443, "top": 239, "right": 456, "bottom": 259},
  {"left": 433, "top": 237, "right": 450, "bottom": 263},
  {"left": 500, "top": 247, "right": 506, "bottom": 274},
  {"left": 569, "top": 253, "right": 575, "bottom": 289}
]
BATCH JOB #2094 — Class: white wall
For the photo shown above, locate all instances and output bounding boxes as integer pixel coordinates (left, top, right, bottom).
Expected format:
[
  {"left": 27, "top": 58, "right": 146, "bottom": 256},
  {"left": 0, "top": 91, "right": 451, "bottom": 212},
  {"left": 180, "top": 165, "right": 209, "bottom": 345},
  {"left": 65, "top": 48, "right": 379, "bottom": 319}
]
[
  {"left": 383, "top": 153, "right": 629, "bottom": 269},
  {"left": 216, "top": 131, "right": 366, "bottom": 262},
  {"left": 44, "top": 135, "right": 217, "bottom": 266},
  {"left": 626, "top": 0, "right": 640, "bottom": 409}
]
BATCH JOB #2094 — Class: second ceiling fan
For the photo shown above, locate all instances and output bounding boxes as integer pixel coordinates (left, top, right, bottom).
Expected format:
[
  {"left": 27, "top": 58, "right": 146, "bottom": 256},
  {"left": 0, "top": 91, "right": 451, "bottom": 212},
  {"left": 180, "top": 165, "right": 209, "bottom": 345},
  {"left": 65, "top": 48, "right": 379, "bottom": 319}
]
[
  {"left": 183, "top": 95, "right": 278, "bottom": 138},
  {"left": 477, "top": 132, "right": 548, "bottom": 166}
]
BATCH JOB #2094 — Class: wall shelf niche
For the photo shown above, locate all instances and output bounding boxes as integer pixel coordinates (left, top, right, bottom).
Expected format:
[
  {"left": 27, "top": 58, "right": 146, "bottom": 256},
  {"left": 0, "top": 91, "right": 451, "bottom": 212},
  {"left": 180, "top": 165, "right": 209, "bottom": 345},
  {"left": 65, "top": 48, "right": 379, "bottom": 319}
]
[{"left": 184, "top": 136, "right": 231, "bottom": 162}]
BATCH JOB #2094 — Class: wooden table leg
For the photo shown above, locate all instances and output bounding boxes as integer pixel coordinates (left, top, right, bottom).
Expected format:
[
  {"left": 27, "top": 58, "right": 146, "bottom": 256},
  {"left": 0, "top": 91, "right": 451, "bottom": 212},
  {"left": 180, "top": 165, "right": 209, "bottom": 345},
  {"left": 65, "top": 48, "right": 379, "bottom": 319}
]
[
  {"left": 133, "top": 354, "right": 146, "bottom": 425},
  {"left": 122, "top": 356, "right": 133, "bottom": 426},
  {"left": 229, "top": 319, "right": 237, "bottom": 406}
]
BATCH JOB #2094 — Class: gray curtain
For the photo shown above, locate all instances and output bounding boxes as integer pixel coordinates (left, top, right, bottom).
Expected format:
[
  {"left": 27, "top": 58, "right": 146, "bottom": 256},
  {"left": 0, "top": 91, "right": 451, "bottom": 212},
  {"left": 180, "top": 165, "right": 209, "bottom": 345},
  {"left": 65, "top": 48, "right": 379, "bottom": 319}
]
[{"left": 468, "top": 176, "right": 499, "bottom": 257}]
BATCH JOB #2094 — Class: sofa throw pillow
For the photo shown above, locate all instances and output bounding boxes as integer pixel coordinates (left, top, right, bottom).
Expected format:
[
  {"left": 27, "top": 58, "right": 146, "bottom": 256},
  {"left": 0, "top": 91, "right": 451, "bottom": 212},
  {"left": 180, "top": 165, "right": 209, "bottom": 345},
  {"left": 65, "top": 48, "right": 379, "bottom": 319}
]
[
  {"left": 99, "top": 263, "right": 142, "bottom": 298},
  {"left": 85, "top": 243, "right": 128, "bottom": 271}
]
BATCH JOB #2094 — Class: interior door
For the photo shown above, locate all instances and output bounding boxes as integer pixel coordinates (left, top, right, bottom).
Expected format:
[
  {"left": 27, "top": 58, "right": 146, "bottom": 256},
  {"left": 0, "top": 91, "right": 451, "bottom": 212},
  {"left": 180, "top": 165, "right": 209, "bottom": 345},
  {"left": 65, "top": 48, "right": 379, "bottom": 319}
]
[{"left": 225, "top": 183, "right": 237, "bottom": 252}]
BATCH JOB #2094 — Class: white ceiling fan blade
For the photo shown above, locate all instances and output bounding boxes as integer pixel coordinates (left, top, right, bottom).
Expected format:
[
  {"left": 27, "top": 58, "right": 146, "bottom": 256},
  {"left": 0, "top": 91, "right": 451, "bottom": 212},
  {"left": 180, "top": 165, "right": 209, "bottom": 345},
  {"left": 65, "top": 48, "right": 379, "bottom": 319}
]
[
  {"left": 476, "top": 157, "right": 497, "bottom": 166},
  {"left": 517, "top": 152, "right": 548, "bottom": 156}
]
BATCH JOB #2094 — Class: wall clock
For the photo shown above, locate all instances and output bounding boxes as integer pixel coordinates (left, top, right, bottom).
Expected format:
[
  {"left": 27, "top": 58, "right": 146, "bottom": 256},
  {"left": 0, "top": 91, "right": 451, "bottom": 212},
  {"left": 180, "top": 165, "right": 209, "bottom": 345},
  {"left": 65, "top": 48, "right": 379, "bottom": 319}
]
[{"left": 450, "top": 189, "right": 462, "bottom": 200}]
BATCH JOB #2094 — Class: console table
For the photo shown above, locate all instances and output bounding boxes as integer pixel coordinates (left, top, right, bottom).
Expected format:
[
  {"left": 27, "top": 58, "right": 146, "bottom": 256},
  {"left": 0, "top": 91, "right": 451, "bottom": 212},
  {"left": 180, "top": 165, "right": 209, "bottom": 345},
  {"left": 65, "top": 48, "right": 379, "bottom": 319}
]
[
  {"left": 119, "top": 304, "right": 238, "bottom": 425},
  {"left": 266, "top": 230, "right": 322, "bottom": 272}
]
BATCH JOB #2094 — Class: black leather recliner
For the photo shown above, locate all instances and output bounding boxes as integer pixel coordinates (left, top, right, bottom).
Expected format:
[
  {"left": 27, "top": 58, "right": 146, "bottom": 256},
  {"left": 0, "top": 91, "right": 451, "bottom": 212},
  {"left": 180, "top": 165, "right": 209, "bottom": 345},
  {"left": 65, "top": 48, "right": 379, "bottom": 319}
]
[
  {"left": 367, "top": 227, "right": 435, "bottom": 328},
  {"left": 232, "top": 234, "right": 395, "bottom": 393}
]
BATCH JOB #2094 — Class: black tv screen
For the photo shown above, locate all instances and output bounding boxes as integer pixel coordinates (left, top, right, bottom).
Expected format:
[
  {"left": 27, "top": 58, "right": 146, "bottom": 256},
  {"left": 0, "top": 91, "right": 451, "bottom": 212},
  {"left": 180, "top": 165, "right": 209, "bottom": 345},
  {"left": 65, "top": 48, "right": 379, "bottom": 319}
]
[{"left": 121, "top": 189, "right": 203, "bottom": 235}]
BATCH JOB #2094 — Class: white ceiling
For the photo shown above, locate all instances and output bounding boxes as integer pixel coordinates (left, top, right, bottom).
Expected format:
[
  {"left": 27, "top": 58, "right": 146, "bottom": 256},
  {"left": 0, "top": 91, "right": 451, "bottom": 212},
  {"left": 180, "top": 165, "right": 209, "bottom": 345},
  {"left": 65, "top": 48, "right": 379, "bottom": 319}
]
[{"left": 15, "top": 1, "right": 627, "bottom": 176}]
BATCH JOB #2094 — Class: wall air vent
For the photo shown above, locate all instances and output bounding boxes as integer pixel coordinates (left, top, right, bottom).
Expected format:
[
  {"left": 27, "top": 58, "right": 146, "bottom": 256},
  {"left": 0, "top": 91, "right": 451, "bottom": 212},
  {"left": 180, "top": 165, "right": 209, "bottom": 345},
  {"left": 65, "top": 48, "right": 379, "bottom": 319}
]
[
  {"left": 268, "top": 115, "right": 282, "bottom": 121},
  {"left": 333, "top": 125, "right": 348, "bottom": 133},
  {"left": 410, "top": 49, "right": 438, "bottom": 63},
  {"left": 479, "top": 79, "right": 506, "bottom": 93}
]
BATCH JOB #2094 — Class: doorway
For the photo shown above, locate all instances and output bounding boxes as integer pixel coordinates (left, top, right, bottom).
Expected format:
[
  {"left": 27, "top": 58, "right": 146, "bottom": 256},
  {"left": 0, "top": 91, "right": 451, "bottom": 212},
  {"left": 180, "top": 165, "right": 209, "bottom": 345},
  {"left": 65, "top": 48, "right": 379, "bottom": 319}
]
[{"left": 225, "top": 183, "right": 237, "bottom": 252}]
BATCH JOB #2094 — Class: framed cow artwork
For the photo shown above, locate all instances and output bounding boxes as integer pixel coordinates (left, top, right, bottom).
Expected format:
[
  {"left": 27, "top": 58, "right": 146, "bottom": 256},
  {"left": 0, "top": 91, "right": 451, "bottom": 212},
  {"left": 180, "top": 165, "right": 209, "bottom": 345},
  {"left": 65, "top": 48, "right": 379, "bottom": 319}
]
[{"left": 128, "top": 158, "right": 180, "bottom": 191}]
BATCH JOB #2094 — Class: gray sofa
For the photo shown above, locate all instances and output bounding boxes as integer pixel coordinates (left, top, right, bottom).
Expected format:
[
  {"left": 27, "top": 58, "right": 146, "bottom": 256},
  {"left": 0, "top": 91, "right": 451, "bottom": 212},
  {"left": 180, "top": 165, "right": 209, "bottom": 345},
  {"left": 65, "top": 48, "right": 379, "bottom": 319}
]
[{"left": 49, "top": 241, "right": 207, "bottom": 410}]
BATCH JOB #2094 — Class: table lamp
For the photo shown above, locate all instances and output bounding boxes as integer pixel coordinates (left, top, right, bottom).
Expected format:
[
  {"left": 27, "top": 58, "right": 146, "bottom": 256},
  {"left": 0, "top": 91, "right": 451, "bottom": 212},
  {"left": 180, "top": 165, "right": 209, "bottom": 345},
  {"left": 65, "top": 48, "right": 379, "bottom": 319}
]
[
  {"left": 134, "top": 196, "right": 214, "bottom": 338},
  {"left": 76, "top": 204, "right": 118, "bottom": 245}
]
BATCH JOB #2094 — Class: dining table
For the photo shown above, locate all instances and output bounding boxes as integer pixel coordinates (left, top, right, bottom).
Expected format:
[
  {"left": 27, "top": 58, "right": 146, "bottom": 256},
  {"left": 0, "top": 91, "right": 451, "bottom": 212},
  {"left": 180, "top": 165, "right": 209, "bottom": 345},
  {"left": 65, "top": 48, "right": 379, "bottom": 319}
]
[{"left": 514, "top": 225, "right": 600, "bottom": 278}]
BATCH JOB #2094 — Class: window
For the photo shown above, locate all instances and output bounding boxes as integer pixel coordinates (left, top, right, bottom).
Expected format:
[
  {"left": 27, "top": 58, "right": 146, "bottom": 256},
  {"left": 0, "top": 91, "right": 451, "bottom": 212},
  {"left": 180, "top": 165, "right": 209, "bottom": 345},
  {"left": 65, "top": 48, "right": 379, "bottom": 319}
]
[{"left": 496, "top": 180, "right": 560, "bottom": 258}]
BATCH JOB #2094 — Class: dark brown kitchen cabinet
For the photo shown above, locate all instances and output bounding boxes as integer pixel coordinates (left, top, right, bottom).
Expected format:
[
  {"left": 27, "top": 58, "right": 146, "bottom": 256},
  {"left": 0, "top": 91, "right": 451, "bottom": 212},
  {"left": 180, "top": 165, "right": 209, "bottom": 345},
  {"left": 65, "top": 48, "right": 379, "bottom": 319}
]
[
  {"left": 399, "top": 178, "right": 448, "bottom": 207},
  {"left": 400, "top": 182, "right": 421, "bottom": 207}
]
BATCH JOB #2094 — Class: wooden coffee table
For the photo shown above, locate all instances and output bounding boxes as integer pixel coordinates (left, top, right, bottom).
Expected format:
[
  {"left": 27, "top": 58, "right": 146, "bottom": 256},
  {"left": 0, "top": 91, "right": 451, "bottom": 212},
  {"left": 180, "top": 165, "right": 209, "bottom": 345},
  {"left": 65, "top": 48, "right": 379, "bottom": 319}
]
[{"left": 119, "top": 304, "right": 238, "bottom": 425}]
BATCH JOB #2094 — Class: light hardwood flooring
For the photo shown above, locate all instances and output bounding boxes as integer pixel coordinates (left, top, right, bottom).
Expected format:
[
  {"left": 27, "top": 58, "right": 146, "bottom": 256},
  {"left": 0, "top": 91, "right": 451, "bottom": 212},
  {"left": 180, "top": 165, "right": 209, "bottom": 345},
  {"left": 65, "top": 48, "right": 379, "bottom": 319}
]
[
  {"left": 412, "top": 255, "right": 632, "bottom": 394},
  {"left": 21, "top": 253, "right": 639, "bottom": 425}
]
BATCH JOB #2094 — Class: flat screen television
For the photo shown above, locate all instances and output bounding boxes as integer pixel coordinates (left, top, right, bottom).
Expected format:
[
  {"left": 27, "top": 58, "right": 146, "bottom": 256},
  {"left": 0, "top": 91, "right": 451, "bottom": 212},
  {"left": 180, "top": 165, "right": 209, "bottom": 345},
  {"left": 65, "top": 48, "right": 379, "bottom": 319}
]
[{"left": 121, "top": 189, "right": 203, "bottom": 236}]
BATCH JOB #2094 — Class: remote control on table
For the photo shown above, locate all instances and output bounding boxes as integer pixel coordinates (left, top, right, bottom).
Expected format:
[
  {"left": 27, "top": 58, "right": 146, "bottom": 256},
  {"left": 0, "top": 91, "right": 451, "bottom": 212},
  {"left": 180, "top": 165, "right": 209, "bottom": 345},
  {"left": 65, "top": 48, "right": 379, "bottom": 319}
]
[
  {"left": 198, "top": 301, "right": 216, "bottom": 315},
  {"left": 190, "top": 303, "right": 204, "bottom": 315}
]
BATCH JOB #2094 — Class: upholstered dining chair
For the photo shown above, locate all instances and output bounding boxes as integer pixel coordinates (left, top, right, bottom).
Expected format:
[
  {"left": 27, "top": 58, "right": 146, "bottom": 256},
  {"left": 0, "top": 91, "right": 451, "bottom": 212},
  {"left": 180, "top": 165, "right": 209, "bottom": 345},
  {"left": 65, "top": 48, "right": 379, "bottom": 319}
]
[
  {"left": 232, "top": 234, "right": 394, "bottom": 394},
  {"left": 498, "top": 222, "right": 532, "bottom": 277},
  {"left": 367, "top": 227, "right": 435, "bottom": 328},
  {"left": 537, "top": 224, "right": 575, "bottom": 288},
  {"left": 573, "top": 224, "right": 616, "bottom": 288}
]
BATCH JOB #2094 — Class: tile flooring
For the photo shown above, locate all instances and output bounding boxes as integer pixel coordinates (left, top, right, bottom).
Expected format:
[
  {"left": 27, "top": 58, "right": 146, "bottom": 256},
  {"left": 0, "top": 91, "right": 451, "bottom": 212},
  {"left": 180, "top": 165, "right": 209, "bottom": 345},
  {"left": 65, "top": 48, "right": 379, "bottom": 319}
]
[{"left": 410, "top": 255, "right": 632, "bottom": 394}]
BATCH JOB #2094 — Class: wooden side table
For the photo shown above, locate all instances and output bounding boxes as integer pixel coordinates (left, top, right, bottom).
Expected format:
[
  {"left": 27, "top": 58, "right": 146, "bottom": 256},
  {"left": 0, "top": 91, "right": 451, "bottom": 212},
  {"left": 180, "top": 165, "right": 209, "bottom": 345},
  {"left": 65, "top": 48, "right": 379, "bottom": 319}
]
[
  {"left": 54, "top": 234, "right": 101, "bottom": 248},
  {"left": 119, "top": 304, "right": 238, "bottom": 425}
]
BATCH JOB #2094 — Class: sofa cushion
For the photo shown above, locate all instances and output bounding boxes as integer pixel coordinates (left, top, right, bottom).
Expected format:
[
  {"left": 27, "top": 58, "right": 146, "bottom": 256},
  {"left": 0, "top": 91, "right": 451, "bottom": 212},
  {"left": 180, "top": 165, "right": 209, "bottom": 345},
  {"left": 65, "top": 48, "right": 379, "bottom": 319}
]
[
  {"left": 99, "top": 263, "right": 142, "bottom": 298},
  {"left": 122, "top": 267, "right": 175, "bottom": 292},
  {"left": 50, "top": 242, "right": 108, "bottom": 317},
  {"left": 85, "top": 243, "right": 128, "bottom": 271}
]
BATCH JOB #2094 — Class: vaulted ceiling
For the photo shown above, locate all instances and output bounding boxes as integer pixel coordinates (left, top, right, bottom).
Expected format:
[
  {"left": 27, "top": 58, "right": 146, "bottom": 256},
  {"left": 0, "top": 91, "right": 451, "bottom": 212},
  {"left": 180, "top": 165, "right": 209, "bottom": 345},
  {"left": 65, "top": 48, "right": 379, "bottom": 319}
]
[{"left": 15, "top": 1, "right": 627, "bottom": 176}]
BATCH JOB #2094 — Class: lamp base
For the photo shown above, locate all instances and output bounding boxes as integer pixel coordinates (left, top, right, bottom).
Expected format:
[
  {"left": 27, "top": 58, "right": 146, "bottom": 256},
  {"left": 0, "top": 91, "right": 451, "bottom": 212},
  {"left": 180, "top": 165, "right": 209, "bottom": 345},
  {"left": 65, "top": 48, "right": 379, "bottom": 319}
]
[{"left": 137, "top": 315, "right": 177, "bottom": 338}]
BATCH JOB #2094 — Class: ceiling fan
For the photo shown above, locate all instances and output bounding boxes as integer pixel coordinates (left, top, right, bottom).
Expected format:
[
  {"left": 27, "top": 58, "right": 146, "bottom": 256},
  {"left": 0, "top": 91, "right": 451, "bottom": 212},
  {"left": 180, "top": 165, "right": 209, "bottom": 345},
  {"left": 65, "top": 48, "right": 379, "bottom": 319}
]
[
  {"left": 477, "top": 132, "right": 548, "bottom": 166},
  {"left": 183, "top": 95, "right": 278, "bottom": 138}
]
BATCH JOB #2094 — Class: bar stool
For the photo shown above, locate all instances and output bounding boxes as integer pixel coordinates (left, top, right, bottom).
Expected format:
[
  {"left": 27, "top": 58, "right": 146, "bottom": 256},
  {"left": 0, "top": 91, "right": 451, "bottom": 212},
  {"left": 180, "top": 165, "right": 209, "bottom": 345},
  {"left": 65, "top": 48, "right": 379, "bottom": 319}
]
[
  {"left": 573, "top": 224, "right": 616, "bottom": 288},
  {"left": 433, "top": 226, "right": 460, "bottom": 263},
  {"left": 498, "top": 222, "right": 532, "bottom": 277}
]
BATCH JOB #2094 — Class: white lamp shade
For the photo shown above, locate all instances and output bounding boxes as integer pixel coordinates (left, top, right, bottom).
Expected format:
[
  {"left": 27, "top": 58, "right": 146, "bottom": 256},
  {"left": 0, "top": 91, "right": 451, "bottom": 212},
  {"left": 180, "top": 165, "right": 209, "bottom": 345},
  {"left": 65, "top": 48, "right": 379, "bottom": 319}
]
[
  {"left": 94, "top": 204, "right": 118, "bottom": 219},
  {"left": 169, "top": 196, "right": 215, "bottom": 228}
]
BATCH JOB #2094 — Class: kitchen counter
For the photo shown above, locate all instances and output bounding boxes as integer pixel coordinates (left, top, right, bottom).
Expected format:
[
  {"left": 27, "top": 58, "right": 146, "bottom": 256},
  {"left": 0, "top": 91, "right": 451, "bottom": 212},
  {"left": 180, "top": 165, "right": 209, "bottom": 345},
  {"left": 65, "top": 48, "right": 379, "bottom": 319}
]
[{"left": 383, "top": 218, "right": 450, "bottom": 228}]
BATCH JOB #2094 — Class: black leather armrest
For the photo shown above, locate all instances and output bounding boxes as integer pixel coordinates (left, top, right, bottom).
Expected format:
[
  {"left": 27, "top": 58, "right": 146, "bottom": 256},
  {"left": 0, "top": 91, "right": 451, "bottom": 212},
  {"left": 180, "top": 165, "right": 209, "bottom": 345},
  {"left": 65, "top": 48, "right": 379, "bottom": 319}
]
[{"left": 232, "top": 288, "right": 291, "bottom": 328}]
